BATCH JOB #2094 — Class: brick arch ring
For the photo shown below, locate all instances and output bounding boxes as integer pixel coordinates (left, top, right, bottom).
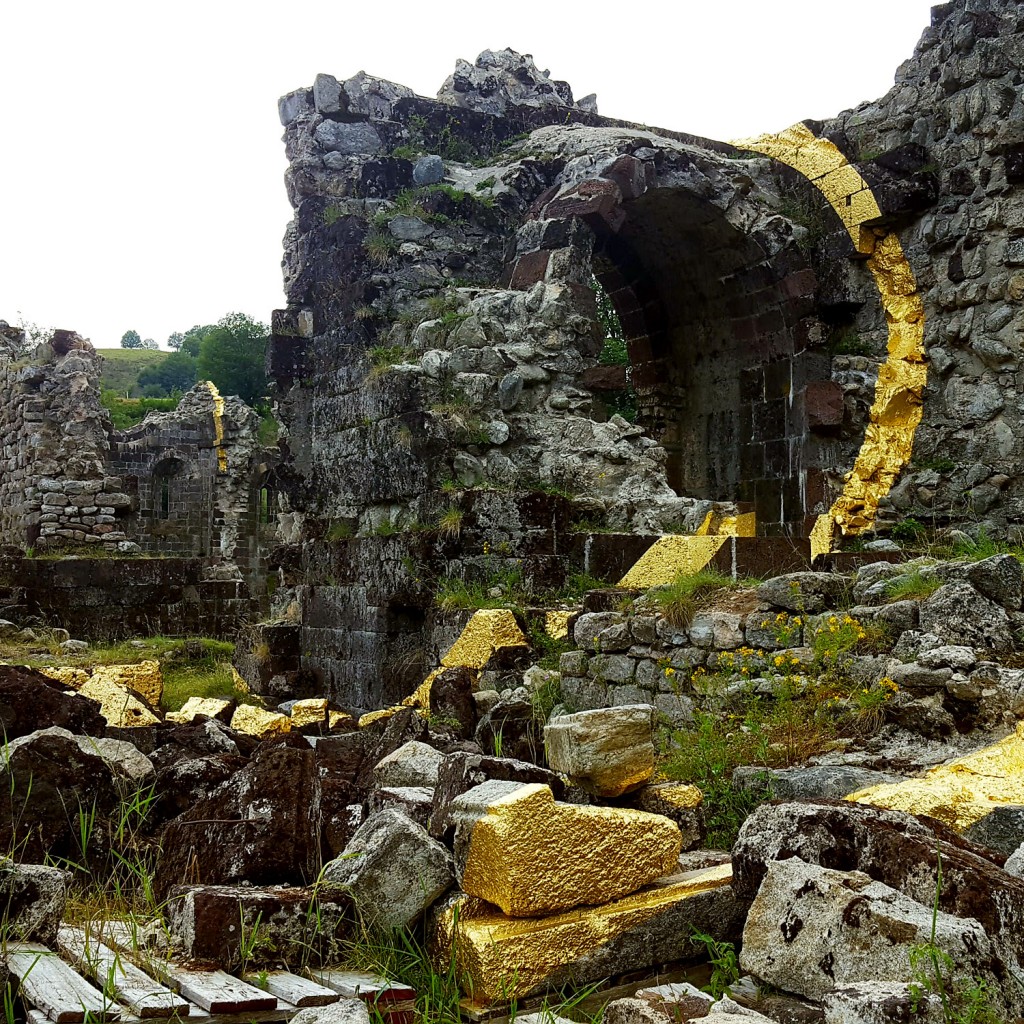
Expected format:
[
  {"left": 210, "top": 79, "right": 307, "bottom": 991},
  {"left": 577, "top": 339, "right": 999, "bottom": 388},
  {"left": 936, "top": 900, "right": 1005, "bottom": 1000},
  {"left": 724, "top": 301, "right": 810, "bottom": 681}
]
[{"left": 504, "top": 123, "right": 926, "bottom": 564}]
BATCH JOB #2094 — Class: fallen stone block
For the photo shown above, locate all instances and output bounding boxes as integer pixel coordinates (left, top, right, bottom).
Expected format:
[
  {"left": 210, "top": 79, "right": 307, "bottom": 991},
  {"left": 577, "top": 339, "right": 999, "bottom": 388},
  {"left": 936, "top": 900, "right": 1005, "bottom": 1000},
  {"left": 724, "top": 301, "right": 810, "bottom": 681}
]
[
  {"left": 165, "top": 883, "right": 350, "bottom": 969},
  {"left": 154, "top": 743, "right": 321, "bottom": 898},
  {"left": 373, "top": 740, "right": 444, "bottom": 788},
  {"left": 322, "top": 809, "right": 453, "bottom": 930},
  {"left": 79, "top": 676, "right": 161, "bottom": 728},
  {"left": 824, "top": 982, "right": 943, "bottom": 1024},
  {"left": 740, "top": 859, "right": 1006, "bottom": 1010},
  {"left": 452, "top": 781, "right": 681, "bottom": 916},
  {"left": 0, "top": 861, "right": 68, "bottom": 945},
  {"left": 89, "top": 660, "right": 163, "bottom": 708},
  {"left": 230, "top": 703, "right": 292, "bottom": 738},
  {"left": 545, "top": 705, "right": 655, "bottom": 797},
  {"left": 430, "top": 863, "right": 743, "bottom": 1004},
  {"left": 731, "top": 765, "right": 903, "bottom": 801},
  {"left": 635, "top": 783, "right": 705, "bottom": 851},
  {"left": 0, "top": 666, "right": 105, "bottom": 738},
  {"left": 369, "top": 787, "right": 433, "bottom": 828},
  {"left": 847, "top": 721, "right": 1024, "bottom": 830},
  {"left": 428, "top": 750, "right": 564, "bottom": 840},
  {"left": 166, "top": 696, "right": 235, "bottom": 724}
]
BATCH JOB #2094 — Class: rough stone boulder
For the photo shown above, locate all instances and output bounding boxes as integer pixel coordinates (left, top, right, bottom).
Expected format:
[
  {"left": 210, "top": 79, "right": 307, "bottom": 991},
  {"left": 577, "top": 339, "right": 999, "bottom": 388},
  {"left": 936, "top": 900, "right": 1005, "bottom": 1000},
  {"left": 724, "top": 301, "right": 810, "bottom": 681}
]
[
  {"left": 293, "top": 1000, "right": 370, "bottom": 1024},
  {"left": 634, "top": 783, "right": 706, "bottom": 851},
  {"left": 824, "top": 982, "right": 943, "bottom": 1024},
  {"left": 919, "top": 581, "right": 1014, "bottom": 651},
  {"left": 314, "top": 730, "right": 369, "bottom": 857},
  {"left": 732, "top": 800, "right": 1024, "bottom": 987},
  {"left": 87, "top": 661, "right": 163, "bottom": 708},
  {"left": 731, "top": 765, "right": 903, "bottom": 801},
  {"left": 322, "top": 809, "right": 453, "bottom": 929},
  {"left": 154, "top": 742, "right": 321, "bottom": 898},
  {"left": 373, "top": 739, "right": 444, "bottom": 788},
  {"left": 0, "top": 666, "right": 105, "bottom": 739},
  {"left": 230, "top": 703, "right": 292, "bottom": 738},
  {"left": 0, "top": 727, "right": 120, "bottom": 861},
  {"left": 544, "top": 705, "right": 655, "bottom": 797},
  {"left": 452, "top": 781, "right": 681, "bottom": 916},
  {"left": 0, "top": 862, "right": 69, "bottom": 945},
  {"left": 428, "top": 750, "right": 564, "bottom": 840},
  {"left": 166, "top": 696, "right": 235, "bottom": 724},
  {"left": 740, "top": 859, "right": 1008, "bottom": 1011},
  {"left": 165, "top": 883, "right": 350, "bottom": 968},
  {"left": 755, "top": 573, "right": 849, "bottom": 613}
]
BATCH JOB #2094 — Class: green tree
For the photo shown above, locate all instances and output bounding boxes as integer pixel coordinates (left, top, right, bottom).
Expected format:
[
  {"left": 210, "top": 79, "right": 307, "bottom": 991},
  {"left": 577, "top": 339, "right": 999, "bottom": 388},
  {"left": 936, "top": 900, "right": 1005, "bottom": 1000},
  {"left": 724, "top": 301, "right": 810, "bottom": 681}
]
[
  {"left": 141, "top": 337, "right": 159, "bottom": 350},
  {"left": 196, "top": 313, "right": 268, "bottom": 405},
  {"left": 180, "top": 324, "right": 213, "bottom": 358},
  {"left": 137, "top": 351, "right": 198, "bottom": 396},
  {"left": 167, "top": 331, "right": 185, "bottom": 351},
  {"left": 120, "top": 329, "right": 142, "bottom": 349}
]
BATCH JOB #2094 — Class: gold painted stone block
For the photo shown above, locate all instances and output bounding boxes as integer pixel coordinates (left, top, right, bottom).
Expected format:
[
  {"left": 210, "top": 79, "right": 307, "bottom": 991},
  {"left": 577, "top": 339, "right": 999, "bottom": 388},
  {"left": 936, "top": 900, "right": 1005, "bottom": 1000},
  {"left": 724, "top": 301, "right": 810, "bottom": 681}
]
[
  {"left": 442, "top": 609, "right": 529, "bottom": 670},
  {"left": 431, "top": 863, "right": 741, "bottom": 1004},
  {"left": 79, "top": 678, "right": 161, "bottom": 728},
  {"left": 458, "top": 783, "right": 681, "bottom": 916},
  {"left": 230, "top": 703, "right": 292, "bottom": 738},
  {"left": 40, "top": 666, "right": 90, "bottom": 688},
  {"left": 848, "top": 721, "right": 1024, "bottom": 830},
  {"left": 89, "top": 660, "right": 163, "bottom": 708},
  {"left": 166, "top": 696, "right": 234, "bottom": 724},
  {"left": 290, "top": 697, "right": 329, "bottom": 729}
]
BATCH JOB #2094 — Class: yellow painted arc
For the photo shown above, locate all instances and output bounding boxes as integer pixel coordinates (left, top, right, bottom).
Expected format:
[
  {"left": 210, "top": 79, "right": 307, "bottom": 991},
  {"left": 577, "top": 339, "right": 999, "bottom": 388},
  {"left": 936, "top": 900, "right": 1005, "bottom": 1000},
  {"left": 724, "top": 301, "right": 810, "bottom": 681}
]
[
  {"left": 736, "top": 123, "right": 926, "bottom": 559},
  {"left": 203, "top": 380, "right": 228, "bottom": 472}
]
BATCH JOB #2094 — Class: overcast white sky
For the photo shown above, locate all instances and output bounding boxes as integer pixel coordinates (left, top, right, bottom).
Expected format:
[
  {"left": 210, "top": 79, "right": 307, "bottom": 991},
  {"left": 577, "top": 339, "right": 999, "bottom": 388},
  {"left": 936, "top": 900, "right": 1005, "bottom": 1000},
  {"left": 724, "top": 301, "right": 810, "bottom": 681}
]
[{"left": 1, "top": 0, "right": 937, "bottom": 350}]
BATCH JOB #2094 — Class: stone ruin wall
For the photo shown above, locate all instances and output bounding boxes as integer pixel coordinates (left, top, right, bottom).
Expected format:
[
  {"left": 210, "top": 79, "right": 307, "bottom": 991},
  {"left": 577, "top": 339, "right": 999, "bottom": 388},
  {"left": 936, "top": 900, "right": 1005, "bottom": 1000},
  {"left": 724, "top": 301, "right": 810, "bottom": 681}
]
[
  {"left": 0, "top": 323, "right": 275, "bottom": 634},
  {"left": 267, "top": 0, "right": 1024, "bottom": 708}
]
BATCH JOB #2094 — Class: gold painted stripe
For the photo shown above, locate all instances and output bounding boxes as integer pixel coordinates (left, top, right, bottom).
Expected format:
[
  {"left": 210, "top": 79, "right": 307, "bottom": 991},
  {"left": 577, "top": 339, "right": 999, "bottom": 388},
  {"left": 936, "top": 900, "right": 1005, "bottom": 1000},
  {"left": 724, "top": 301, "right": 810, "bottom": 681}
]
[
  {"left": 203, "top": 380, "right": 228, "bottom": 472},
  {"left": 737, "top": 124, "right": 926, "bottom": 559}
]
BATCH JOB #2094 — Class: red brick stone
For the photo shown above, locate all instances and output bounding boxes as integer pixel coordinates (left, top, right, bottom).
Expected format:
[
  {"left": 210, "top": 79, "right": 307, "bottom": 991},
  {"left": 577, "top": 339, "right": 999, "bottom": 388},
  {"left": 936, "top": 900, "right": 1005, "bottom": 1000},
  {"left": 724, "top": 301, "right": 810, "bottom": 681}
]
[
  {"left": 582, "top": 366, "right": 629, "bottom": 390},
  {"left": 806, "top": 380, "right": 845, "bottom": 430},
  {"left": 509, "top": 250, "right": 550, "bottom": 289}
]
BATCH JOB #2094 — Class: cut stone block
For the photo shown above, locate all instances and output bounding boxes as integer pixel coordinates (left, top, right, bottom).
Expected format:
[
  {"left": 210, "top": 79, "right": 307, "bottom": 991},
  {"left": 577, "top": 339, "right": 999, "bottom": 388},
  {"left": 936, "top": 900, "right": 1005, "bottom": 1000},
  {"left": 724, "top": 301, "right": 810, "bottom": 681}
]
[
  {"left": 89, "top": 660, "right": 163, "bottom": 707},
  {"left": 230, "top": 703, "right": 292, "bottom": 738},
  {"left": 323, "top": 809, "right": 453, "bottom": 929},
  {"left": 544, "top": 705, "right": 655, "bottom": 797},
  {"left": 454, "top": 782, "right": 681, "bottom": 916},
  {"left": 635, "top": 783, "right": 705, "bottom": 851},
  {"left": 430, "top": 863, "right": 742, "bottom": 1004},
  {"left": 166, "top": 696, "right": 235, "bottom": 724},
  {"left": 79, "top": 677, "right": 160, "bottom": 728},
  {"left": 166, "top": 883, "right": 350, "bottom": 969},
  {"left": 373, "top": 740, "right": 444, "bottom": 788}
]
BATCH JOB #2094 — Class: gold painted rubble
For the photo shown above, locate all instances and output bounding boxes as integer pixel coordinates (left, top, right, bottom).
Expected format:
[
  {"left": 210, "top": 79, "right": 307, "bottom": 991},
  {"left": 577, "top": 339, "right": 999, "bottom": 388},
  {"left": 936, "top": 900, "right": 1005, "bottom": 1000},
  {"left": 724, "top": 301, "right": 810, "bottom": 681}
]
[
  {"left": 166, "top": 696, "right": 233, "bottom": 723},
  {"left": 460, "top": 783, "right": 682, "bottom": 917},
  {"left": 433, "top": 863, "right": 733, "bottom": 1004},
  {"left": 203, "top": 380, "right": 228, "bottom": 472},
  {"left": 640, "top": 782, "right": 704, "bottom": 811},
  {"left": 40, "top": 666, "right": 90, "bottom": 688},
  {"left": 847, "top": 722, "right": 1024, "bottom": 830},
  {"left": 290, "top": 698, "right": 329, "bottom": 729},
  {"left": 738, "top": 123, "right": 926, "bottom": 558},
  {"left": 544, "top": 610, "right": 573, "bottom": 641},
  {"left": 230, "top": 703, "right": 292, "bottom": 738},
  {"left": 79, "top": 678, "right": 161, "bottom": 728},
  {"left": 88, "top": 660, "right": 163, "bottom": 708},
  {"left": 358, "top": 609, "right": 529, "bottom": 727}
]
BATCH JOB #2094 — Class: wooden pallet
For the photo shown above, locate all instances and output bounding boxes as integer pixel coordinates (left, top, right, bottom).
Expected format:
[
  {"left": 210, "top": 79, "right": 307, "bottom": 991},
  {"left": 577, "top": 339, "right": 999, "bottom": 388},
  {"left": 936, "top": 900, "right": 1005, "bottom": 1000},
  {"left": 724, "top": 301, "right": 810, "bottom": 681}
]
[{"left": 7, "top": 934, "right": 341, "bottom": 1023}]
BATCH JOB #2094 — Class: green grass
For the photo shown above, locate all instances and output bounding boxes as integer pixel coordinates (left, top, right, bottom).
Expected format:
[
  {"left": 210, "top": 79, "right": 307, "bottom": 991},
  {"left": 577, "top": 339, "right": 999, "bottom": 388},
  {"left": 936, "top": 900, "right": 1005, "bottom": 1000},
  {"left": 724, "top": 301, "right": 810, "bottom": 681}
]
[
  {"left": 95, "top": 348, "right": 169, "bottom": 397},
  {"left": 101, "top": 392, "right": 179, "bottom": 429},
  {"left": 885, "top": 568, "right": 942, "bottom": 601},
  {"left": 653, "top": 569, "right": 737, "bottom": 629}
]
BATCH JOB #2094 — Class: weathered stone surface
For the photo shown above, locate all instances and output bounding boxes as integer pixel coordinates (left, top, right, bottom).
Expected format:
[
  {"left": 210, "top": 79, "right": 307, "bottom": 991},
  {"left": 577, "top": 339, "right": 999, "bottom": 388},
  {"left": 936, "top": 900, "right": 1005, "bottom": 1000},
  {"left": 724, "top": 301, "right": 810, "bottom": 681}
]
[
  {"left": 919, "top": 582, "right": 1014, "bottom": 651},
  {"left": 428, "top": 750, "right": 564, "bottom": 840},
  {"left": 0, "top": 666, "right": 105, "bottom": 739},
  {"left": 314, "top": 120, "right": 382, "bottom": 155},
  {"left": 293, "top": 1002, "right": 370, "bottom": 1024},
  {"left": 634, "top": 783, "right": 705, "bottom": 851},
  {"left": 966, "top": 554, "right": 1023, "bottom": 610},
  {"left": 964, "top": 804, "right": 1024, "bottom": 855},
  {"left": 369, "top": 786, "right": 434, "bottom": 828},
  {"left": 545, "top": 705, "right": 655, "bottom": 797},
  {"left": 740, "top": 859, "right": 1004, "bottom": 1009},
  {"left": 154, "top": 743, "right": 321, "bottom": 898},
  {"left": 454, "top": 782, "right": 681, "bottom": 916},
  {"left": 72, "top": 735, "right": 155, "bottom": 786},
  {"left": 322, "top": 809, "right": 453, "bottom": 929},
  {"left": 756, "top": 574, "right": 848, "bottom": 613},
  {"left": 634, "top": 981, "right": 714, "bottom": 1020},
  {"left": 373, "top": 739, "right": 444, "bottom": 788},
  {"left": 0, "top": 727, "right": 119, "bottom": 861},
  {"left": 0, "top": 861, "right": 69, "bottom": 945},
  {"left": 413, "top": 155, "right": 444, "bottom": 185},
  {"left": 431, "top": 863, "right": 743, "bottom": 1004},
  {"left": 166, "top": 883, "right": 350, "bottom": 968},
  {"left": 732, "top": 799, "right": 1024, "bottom": 992},
  {"left": 732, "top": 765, "right": 903, "bottom": 801},
  {"left": 824, "top": 982, "right": 943, "bottom": 1024}
]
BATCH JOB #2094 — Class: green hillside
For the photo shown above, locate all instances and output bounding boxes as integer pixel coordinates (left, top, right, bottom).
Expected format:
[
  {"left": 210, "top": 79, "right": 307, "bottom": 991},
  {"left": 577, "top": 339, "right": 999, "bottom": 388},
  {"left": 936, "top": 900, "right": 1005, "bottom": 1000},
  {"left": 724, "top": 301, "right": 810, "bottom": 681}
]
[{"left": 95, "top": 348, "right": 169, "bottom": 397}]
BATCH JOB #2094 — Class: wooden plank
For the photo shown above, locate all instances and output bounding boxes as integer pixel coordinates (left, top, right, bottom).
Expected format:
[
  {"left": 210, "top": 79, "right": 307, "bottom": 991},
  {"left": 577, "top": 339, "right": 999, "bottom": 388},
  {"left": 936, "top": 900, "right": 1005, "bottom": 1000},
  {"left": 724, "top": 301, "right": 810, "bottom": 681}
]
[
  {"left": 58, "top": 926, "right": 192, "bottom": 1019},
  {"left": 311, "top": 970, "right": 414, "bottom": 1002},
  {"left": 242, "top": 971, "right": 339, "bottom": 1007},
  {"left": 6, "top": 942, "right": 120, "bottom": 1023},
  {"left": 100, "top": 928, "right": 278, "bottom": 1015}
]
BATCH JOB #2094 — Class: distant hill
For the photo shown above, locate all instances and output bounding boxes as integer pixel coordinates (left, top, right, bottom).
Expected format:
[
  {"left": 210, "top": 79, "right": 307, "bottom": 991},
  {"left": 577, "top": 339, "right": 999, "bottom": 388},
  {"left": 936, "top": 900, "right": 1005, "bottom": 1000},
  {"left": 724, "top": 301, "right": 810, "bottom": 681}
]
[{"left": 95, "top": 348, "right": 168, "bottom": 397}]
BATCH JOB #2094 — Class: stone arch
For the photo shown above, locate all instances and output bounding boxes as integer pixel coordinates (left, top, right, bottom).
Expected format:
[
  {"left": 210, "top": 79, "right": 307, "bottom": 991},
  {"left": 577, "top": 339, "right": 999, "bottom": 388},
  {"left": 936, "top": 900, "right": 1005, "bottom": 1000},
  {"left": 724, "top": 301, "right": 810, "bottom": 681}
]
[{"left": 509, "top": 146, "right": 836, "bottom": 535}]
